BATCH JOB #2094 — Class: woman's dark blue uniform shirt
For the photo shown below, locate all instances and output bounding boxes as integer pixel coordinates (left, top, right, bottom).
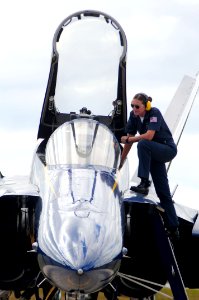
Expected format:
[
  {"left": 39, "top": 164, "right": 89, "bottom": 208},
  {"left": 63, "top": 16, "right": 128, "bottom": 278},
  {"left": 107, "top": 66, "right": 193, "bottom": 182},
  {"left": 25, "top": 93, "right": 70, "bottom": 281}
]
[{"left": 125, "top": 107, "right": 175, "bottom": 146}]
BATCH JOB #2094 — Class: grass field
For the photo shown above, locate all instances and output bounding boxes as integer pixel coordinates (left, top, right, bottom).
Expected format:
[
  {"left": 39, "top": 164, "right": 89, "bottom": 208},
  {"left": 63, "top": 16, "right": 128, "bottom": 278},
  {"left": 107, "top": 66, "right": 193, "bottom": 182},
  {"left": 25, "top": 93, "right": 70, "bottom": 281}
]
[
  {"left": 7, "top": 287, "right": 199, "bottom": 300},
  {"left": 154, "top": 287, "right": 199, "bottom": 300},
  {"left": 99, "top": 288, "right": 199, "bottom": 299}
]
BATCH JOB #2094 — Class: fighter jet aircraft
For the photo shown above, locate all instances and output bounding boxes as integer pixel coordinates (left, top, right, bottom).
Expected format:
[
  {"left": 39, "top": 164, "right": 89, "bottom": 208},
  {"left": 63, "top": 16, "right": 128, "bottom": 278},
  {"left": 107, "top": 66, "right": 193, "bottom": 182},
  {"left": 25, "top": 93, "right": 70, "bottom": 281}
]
[{"left": 0, "top": 10, "right": 199, "bottom": 300}]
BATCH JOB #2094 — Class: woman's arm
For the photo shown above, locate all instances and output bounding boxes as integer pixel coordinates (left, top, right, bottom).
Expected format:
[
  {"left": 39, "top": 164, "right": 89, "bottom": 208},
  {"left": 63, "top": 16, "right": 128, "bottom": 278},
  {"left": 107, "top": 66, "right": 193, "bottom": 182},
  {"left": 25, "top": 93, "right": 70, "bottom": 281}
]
[
  {"left": 119, "top": 135, "right": 133, "bottom": 168},
  {"left": 127, "top": 130, "right": 155, "bottom": 143},
  {"left": 119, "top": 130, "right": 155, "bottom": 169}
]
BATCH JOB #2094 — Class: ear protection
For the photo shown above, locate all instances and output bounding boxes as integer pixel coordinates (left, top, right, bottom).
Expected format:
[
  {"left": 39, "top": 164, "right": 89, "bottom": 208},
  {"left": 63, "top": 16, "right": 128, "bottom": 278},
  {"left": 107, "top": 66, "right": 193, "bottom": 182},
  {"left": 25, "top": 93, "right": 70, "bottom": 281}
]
[
  {"left": 140, "top": 93, "right": 152, "bottom": 111},
  {"left": 145, "top": 100, "right": 151, "bottom": 111}
]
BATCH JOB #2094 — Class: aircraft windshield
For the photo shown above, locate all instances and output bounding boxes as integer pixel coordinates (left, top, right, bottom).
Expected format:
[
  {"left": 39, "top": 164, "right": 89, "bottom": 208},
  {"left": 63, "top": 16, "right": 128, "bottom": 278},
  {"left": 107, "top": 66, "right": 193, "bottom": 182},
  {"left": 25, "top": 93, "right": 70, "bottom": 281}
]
[
  {"left": 53, "top": 13, "right": 124, "bottom": 116},
  {"left": 45, "top": 119, "right": 121, "bottom": 171}
]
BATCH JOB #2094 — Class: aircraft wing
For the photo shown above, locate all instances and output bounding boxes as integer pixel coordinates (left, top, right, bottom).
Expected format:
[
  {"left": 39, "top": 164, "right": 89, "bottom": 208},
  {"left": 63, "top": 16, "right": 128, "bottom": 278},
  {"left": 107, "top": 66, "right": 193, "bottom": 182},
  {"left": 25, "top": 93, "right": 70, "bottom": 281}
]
[{"left": 0, "top": 175, "right": 39, "bottom": 197}]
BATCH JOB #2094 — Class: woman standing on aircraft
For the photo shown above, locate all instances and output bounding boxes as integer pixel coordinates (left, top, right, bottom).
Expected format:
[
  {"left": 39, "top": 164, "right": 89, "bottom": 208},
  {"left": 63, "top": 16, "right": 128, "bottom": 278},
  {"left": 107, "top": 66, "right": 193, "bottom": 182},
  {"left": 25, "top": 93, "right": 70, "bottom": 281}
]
[{"left": 120, "top": 93, "right": 179, "bottom": 238}]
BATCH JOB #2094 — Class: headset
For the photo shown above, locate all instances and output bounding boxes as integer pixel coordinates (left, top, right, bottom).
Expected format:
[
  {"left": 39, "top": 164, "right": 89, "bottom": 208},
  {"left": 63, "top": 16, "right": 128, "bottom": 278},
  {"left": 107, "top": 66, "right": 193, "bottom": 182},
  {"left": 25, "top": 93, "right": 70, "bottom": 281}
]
[{"left": 139, "top": 93, "right": 152, "bottom": 111}]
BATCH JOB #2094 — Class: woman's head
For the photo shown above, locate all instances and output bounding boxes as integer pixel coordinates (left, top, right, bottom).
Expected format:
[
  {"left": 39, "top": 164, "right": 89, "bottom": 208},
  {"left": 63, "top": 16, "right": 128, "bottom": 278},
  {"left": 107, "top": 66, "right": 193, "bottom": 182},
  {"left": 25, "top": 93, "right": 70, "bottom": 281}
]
[{"left": 131, "top": 93, "right": 152, "bottom": 116}]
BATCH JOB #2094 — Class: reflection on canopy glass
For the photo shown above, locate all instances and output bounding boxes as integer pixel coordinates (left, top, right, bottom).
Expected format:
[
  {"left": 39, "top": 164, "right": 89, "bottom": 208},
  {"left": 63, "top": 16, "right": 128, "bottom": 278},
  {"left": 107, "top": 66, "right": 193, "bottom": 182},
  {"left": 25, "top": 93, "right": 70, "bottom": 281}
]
[{"left": 46, "top": 118, "right": 121, "bottom": 171}]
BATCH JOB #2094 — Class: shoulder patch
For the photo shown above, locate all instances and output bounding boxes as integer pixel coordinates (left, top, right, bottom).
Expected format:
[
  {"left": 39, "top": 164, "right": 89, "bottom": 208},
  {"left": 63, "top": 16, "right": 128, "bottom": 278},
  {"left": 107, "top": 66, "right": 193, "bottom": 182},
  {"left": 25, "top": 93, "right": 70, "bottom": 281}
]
[{"left": 150, "top": 116, "right": 157, "bottom": 123}]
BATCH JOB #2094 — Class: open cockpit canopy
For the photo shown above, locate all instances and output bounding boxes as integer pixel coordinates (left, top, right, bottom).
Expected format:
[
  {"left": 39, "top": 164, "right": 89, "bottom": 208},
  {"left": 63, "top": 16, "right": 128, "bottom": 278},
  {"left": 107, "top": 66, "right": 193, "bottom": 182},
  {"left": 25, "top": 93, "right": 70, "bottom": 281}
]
[{"left": 37, "top": 10, "right": 127, "bottom": 141}]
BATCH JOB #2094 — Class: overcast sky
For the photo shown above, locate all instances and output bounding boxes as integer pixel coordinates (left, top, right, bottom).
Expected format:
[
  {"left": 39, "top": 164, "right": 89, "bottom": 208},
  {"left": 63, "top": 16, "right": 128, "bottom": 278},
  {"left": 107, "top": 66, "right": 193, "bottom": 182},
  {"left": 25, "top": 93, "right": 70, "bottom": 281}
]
[{"left": 0, "top": 0, "right": 199, "bottom": 209}]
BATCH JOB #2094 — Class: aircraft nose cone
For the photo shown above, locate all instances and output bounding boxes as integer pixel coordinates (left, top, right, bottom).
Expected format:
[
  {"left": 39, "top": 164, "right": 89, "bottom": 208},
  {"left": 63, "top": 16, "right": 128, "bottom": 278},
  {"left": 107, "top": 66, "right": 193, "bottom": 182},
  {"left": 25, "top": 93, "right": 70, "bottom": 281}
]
[{"left": 38, "top": 254, "right": 121, "bottom": 293}]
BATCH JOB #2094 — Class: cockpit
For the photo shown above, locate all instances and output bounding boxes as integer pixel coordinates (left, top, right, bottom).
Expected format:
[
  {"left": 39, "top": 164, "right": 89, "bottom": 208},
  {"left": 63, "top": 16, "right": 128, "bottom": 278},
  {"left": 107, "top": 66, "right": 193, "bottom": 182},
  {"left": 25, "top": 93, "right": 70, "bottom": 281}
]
[{"left": 45, "top": 118, "right": 121, "bottom": 172}]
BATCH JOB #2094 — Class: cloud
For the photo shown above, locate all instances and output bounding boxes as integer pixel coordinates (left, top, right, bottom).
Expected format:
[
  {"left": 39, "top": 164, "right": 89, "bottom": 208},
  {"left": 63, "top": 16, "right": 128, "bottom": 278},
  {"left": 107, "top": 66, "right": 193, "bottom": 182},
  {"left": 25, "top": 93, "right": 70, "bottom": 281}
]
[{"left": 0, "top": 0, "right": 199, "bottom": 209}]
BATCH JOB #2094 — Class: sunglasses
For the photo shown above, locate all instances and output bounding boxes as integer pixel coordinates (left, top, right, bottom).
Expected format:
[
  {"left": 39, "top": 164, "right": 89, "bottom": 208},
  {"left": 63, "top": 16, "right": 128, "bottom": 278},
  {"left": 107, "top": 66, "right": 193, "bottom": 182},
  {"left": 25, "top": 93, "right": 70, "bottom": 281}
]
[{"left": 131, "top": 104, "right": 141, "bottom": 109}]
